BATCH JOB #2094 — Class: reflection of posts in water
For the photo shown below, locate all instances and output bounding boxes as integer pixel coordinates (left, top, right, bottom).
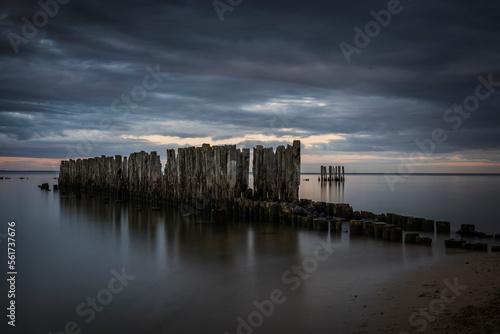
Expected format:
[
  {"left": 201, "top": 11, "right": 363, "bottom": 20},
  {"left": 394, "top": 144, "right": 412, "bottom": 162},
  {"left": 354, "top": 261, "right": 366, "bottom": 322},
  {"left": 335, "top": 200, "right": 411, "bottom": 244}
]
[
  {"left": 339, "top": 178, "right": 344, "bottom": 203},
  {"left": 325, "top": 177, "right": 345, "bottom": 203},
  {"left": 320, "top": 175, "right": 327, "bottom": 202},
  {"left": 339, "top": 178, "right": 345, "bottom": 203}
]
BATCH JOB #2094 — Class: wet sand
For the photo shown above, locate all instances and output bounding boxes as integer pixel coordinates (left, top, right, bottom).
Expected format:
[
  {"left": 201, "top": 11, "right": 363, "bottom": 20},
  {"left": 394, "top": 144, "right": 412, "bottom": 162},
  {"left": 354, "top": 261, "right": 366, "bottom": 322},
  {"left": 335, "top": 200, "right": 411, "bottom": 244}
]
[{"left": 374, "top": 251, "right": 500, "bottom": 333}]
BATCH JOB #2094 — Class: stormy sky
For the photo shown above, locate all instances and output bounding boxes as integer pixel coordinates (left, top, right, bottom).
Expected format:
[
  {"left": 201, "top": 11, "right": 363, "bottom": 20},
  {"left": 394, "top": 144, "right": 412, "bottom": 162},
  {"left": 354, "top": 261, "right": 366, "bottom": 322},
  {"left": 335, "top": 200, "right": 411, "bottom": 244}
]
[{"left": 0, "top": 0, "right": 499, "bottom": 172}]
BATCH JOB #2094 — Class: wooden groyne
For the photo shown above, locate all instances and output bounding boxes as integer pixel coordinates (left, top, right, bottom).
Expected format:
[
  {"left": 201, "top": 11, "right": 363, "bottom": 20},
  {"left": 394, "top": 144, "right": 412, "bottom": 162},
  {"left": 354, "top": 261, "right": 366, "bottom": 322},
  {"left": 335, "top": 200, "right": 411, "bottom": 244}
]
[
  {"left": 253, "top": 140, "right": 300, "bottom": 201},
  {"left": 59, "top": 141, "right": 300, "bottom": 204},
  {"left": 164, "top": 144, "right": 250, "bottom": 202},
  {"left": 58, "top": 140, "right": 500, "bottom": 251}
]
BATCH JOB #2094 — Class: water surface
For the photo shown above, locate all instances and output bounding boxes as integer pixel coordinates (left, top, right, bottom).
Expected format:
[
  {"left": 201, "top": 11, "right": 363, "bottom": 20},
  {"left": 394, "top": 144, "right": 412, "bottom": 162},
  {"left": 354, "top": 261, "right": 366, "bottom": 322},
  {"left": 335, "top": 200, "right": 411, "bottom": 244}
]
[{"left": 0, "top": 172, "right": 498, "bottom": 334}]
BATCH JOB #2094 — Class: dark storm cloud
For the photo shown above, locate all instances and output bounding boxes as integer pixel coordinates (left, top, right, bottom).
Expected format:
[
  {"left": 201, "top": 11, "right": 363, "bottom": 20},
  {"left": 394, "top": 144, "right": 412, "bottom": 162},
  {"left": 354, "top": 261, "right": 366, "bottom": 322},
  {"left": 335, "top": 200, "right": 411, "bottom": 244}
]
[{"left": 0, "top": 0, "right": 499, "bottom": 168}]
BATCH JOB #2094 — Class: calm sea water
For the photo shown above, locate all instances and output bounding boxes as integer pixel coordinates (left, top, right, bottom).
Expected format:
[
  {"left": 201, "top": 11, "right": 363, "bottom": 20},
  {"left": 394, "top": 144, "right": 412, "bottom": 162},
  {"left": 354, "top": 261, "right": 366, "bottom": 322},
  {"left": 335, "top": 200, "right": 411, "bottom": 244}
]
[{"left": 0, "top": 172, "right": 499, "bottom": 334}]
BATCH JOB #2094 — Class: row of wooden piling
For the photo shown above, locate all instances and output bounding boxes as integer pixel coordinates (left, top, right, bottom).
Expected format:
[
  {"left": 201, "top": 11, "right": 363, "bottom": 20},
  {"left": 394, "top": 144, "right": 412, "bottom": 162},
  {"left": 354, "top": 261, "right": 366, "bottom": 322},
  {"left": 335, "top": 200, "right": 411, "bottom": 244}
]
[
  {"left": 59, "top": 152, "right": 163, "bottom": 201},
  {"left": 319, "top": 165, "right": 344, "bottom": 182},
  {"left": 227, "top": 198, "right": 353, "bottom": 227},
  {"left": 59, "top": 141, "right": 301, "bottom": 204},
  {"left": 253, "top": 141, "right": 301, "bottom": 201},
  {"left": 164, "top": 144, "right": 250, "bottom": 203},
  {"left": 351, "top": 210, "right": 451, "bottom": 234},
  {"left": 348, "top": 221, "right": 433, "bottom": 245}
]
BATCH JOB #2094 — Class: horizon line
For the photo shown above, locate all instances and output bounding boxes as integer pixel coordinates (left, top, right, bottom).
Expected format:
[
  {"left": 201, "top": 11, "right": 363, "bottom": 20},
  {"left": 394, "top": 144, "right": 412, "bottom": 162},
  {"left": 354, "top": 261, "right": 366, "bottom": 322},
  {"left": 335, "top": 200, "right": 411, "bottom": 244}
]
[{"left": 2, "top": 170, "right": 500, "bottom": 176}]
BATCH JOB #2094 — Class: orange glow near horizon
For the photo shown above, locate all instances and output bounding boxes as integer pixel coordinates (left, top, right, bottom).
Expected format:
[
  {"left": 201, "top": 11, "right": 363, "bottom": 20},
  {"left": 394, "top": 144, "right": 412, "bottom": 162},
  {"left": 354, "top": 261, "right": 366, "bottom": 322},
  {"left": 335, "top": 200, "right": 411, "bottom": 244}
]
[
  {"left": 1, "top": 153, "right": 499, "bottom": 172},
  {"left": 302, "top": 154, "right": 500, "bottom": 167},
  {"left": 0, "top": 157, "right": 63, "bottom": 170}
]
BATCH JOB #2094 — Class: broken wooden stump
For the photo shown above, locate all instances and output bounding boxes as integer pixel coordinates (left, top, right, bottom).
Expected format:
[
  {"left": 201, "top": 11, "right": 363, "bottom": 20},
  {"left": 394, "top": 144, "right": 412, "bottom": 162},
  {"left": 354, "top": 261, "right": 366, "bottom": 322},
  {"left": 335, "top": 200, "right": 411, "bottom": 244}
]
[
  {"left": 382, "top": 224, "right": 397, "bottom": 241},
  {"left": 404, "top": 232, "right": 419, "bottom": 244},
  {"left": 349, "top": 220, "right": 363, "bottom": 235},
  {"left": 459, "top": 224, "right": 476, "bottom": 236},
  {"left": 445, "top": 239, "right": 467, "bottom": 248},
  {"left": 436, "top": 221, "right": 451, "bottom": 234},
  {"left": 363, "top": 221, "right": 374, "bottom": 236},
  {"left": 373, "top": 222, "right": 387, "bottom": 238}
]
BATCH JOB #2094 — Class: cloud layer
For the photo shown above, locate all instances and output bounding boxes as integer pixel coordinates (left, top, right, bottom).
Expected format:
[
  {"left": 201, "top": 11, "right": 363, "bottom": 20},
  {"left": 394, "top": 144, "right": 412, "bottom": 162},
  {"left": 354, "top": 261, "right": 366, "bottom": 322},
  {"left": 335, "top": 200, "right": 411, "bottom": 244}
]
[{"left": 1, "top": 0, "right": 499, "bottom": 172}]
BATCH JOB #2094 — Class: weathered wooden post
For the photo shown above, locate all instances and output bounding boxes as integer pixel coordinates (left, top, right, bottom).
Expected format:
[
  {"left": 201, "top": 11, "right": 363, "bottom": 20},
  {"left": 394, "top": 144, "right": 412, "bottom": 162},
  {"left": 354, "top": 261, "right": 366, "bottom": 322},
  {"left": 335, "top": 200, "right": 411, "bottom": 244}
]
[{"left": 288, "top": 140, "right": 300, "bottom": 201}]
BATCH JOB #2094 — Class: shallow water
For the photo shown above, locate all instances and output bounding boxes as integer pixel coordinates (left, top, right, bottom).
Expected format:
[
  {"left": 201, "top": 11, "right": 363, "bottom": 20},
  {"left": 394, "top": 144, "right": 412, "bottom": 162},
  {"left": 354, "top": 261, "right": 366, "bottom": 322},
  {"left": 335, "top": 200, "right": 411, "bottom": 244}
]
[{"left": 0, "top": 172, "right": 498, "bottom": 334}]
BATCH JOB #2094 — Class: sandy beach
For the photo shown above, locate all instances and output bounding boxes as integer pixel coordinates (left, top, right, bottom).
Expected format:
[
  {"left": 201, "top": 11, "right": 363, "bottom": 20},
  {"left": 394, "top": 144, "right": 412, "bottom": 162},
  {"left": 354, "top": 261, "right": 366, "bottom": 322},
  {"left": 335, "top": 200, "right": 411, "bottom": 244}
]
[{"left": 374, "top": 251, "right": 500, "bottom": 333}]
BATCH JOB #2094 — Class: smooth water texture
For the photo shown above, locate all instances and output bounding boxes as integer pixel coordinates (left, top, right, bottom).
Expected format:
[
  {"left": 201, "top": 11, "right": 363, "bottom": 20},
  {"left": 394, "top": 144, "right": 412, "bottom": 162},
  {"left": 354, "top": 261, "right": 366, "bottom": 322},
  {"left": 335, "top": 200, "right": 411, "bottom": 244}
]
[{"left": 0, "top": 172, "right": 499, "bottom": 334}]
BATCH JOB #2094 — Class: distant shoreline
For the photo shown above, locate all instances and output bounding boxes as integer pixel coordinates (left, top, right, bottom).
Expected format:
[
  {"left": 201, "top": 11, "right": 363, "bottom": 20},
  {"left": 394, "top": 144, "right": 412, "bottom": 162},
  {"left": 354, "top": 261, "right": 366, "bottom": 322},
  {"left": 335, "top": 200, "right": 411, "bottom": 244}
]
[
  {"left": 3, "top": 170, "right": 500, "bottom": 176},
  {"left": 0, "top": 170, "right": 59, "bottom": 173},
  {"left": 301, "top": 172, "right": 500, "bottom": 176}
]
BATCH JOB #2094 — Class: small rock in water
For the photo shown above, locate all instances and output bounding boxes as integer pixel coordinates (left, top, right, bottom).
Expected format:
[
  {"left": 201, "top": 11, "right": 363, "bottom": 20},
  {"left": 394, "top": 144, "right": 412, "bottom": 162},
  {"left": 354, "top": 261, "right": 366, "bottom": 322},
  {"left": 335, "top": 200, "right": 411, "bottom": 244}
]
[
  {"left": 305, "top": 203, "right": 316, "bottom": 212},
  {"left": 292, "top": 206, "right": 306, "bottom": 216}
]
